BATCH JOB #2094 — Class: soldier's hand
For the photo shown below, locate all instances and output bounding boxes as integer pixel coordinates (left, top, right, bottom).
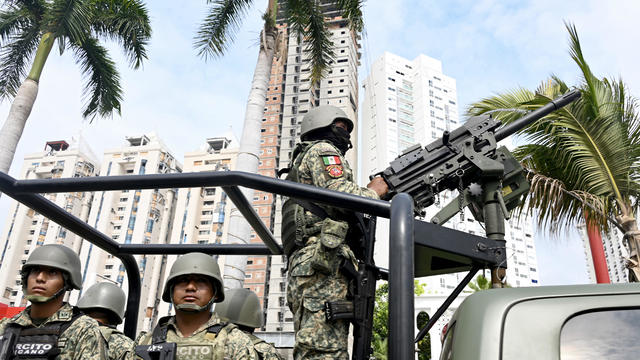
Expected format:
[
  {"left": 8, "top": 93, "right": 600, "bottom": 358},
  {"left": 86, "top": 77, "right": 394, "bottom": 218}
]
[{"left": 367, "top": 176, "right": 389, "bottom": 198}]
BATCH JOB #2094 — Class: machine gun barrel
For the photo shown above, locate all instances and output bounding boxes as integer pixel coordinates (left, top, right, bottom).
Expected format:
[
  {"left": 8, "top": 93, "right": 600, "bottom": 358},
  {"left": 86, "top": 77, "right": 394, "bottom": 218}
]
[{"left": 495, "top": 89, "right": 581, "bottom": 141}]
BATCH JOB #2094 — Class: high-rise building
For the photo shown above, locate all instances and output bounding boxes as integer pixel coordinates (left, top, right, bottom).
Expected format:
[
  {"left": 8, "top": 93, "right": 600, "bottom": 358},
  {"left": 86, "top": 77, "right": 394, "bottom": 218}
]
[
  {"left": 361, "top": 52, "right": 540, "bottom": 358},
  {"left": 0, "top": 138, "right": 99, "bottom": 306},
  {"left": 253, "top": 1, "right": 363, "bottom": 346},
  {"left": 578, "top": 224, "right": 629, "bottom": 283},
  {"left": 76, "top": 133, "right": 181, "bottom": 333},
  {"left": 153, "top": 135, "right": 239, "bottom": 328}
]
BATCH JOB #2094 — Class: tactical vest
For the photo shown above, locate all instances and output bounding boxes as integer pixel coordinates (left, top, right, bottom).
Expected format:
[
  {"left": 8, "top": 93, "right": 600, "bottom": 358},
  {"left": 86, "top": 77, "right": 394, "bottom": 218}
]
[
  {"left": 0, "top": 307, "right": 83, "bottom": 360},
  {"left": 135, "top": 316, "right": 236, "bottom": 360},
  {"left": 281, "top": 141, "right": 330, "bottom": 256}
]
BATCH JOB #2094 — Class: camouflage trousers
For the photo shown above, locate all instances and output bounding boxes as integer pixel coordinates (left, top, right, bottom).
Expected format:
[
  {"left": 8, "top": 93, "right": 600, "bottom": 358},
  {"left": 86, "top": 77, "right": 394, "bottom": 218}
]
[{"left": 287, "top": 239, "right": 351, "bottom": 360}]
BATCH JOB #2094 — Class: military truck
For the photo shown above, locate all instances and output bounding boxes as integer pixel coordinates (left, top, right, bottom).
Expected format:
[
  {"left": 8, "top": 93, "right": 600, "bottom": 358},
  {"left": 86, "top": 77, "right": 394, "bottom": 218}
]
[{"left": 439, "top": 283, "right": 640, "bottom": 360}]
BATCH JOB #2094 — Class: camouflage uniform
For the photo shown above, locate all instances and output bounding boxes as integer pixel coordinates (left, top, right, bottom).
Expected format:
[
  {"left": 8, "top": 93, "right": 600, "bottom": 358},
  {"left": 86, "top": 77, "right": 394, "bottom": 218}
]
[
  {"left": 136, "top": 314, "right": 258, "bottom": 360},
  {"left": 248, "top": 333, "right": 283, "bottom": 360},
  {"left": 98, "top": 325, "right": 134, "bottom": 360},
  {"left": 0, "top": 303, "right": 108, "bottom": 359},
  {"left": 285, "top": 140, "right": 379, "bottom": 359}
]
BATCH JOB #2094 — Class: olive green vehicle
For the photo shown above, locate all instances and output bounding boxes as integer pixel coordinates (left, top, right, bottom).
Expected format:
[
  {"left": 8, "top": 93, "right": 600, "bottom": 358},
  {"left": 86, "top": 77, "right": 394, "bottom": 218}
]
[{"left": 439, "top": 283, "right": 640, "bottom": 360}]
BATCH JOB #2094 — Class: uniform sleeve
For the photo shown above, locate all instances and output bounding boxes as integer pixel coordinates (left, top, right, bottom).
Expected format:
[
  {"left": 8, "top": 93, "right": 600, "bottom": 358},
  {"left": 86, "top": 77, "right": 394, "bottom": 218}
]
[
  {"left": 301, "top": 142, "right": 379, "bottom": 200},
  {"left": 0, "top": 317, "right": 8, "bottom": 334},
  {"left": 132, "top": 332, "right": 151, "bottom": 360},
  {"left": 225, "top": 329, "right": 259, "bottom": 360},
  {"left": 67, "top": 318, "right": 108, "bottom": 360}
]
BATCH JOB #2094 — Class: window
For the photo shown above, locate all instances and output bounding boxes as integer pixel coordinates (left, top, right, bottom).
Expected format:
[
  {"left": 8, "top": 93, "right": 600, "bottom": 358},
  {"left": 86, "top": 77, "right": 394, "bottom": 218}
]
[{"left": 561, "top": 309, "right": 640, "bottom": 359}]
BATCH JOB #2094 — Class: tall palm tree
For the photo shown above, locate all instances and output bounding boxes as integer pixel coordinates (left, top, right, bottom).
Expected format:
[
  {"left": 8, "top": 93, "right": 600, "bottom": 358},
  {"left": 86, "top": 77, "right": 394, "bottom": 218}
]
[
  {"left": 467, "top": 23, "right": 640, "bottom": 282},
  {"left": 195, "top": 0, "right": 364, "bottom": 288},
  {"left": 0, "top": 0, "right": 151, "bottom": 174}
]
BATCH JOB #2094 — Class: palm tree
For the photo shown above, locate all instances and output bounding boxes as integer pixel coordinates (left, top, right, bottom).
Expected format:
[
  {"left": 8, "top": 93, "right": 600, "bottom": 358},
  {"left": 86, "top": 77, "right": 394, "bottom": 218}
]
[
  {"left": 467, "top": 23, "right": 640, "bottom": 282},
  {"left": 195, "top": 0, "right": 364, "bottom": 288},
  {"left": 0, "top": 0, "right": 151, "bottom": 174}
]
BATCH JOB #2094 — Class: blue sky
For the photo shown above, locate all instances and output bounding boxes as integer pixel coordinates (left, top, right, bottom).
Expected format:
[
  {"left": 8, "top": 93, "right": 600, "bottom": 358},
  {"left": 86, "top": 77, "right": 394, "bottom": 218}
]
[{"left": 2, "top": 0, "right": 639, "bottom": 285}]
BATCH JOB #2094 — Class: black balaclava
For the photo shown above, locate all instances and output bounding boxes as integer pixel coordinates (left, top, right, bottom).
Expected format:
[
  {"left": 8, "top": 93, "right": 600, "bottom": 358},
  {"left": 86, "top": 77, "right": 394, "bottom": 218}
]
[{"left": 306, "top": 124, "right": 352, "bottom": 155}]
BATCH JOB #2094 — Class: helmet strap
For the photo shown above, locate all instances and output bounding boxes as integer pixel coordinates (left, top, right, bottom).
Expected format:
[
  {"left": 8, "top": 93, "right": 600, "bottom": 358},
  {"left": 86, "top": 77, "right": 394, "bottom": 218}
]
[
  {"left": 25, "top": 285, "right": 67, "bottom": 304},
  {"left": 171, "top": 284, "right": 217, "bottom": 313}
]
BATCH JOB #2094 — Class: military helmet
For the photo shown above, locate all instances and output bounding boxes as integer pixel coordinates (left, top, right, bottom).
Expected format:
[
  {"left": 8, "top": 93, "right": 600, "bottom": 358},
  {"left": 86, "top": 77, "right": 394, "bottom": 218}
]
[
  {"left": 77, "top": 282, "right": 127, "bottom": 324},
  {"left": 214, "top": 288, "right": 263, "bottom": 328},
  {"left": 161, "top": 252, "right": 225, "bottom": 303},
  {"left": 300, "top": 105, "right": 353, "bottom": 140},
  {"left": 21, "top": 244, "right": 82, "bottom": 290}
]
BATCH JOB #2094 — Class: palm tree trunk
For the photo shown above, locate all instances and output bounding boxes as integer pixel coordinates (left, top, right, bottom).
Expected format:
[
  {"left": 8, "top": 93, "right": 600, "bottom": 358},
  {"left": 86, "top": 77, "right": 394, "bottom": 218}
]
[
  {"left": 0, "top": 32, "right": 54, "bottom": 174},
  {"left": 585, "top": 219, "right": 610, "bottom": 283},
  {"left": 617, "top": 209, "right": 640, "bottom": 282},
  {"left": 223, "top": 23, "right": 278, "bottom": 289}
]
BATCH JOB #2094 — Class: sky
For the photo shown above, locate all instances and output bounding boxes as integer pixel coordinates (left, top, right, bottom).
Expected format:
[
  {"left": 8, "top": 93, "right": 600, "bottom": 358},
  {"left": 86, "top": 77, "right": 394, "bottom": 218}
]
[{"left": 2, "top": 0, "right": 640, "bottom": 285}]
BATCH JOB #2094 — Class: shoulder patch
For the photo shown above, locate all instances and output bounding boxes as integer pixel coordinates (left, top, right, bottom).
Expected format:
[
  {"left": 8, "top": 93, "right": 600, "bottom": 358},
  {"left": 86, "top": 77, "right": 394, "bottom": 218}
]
[
  {"left": 321, "top": 155, "right": 342, "bottom": 166},
  {"left": 326, "top": 165, "right": 344, "bottom": 178}
]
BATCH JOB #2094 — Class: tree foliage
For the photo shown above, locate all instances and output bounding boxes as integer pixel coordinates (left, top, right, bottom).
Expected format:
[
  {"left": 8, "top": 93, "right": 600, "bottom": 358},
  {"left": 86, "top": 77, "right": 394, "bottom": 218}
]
[
  {"left": 0, "top": 0, "right": 151, "bottom": 119},
  {"left": 372, "top": 280, "right": 426, "bottom": 357},
  {"left": 467, "top": 22, "right": 640, "bottom": 238},
  {"left": 194, "top": 0, "right": 364, "bottom": 83}
]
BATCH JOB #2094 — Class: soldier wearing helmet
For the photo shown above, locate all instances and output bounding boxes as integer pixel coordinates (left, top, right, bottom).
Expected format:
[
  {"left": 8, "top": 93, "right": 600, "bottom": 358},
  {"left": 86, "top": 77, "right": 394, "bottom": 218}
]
[
  {"left": 214, "top": 288, "right": 283, "bottom": 360},
  {"left": 134, "top": 252, "right": 257, "bottom": 359},
  {"left": 77, "top": 282, "right": 133, "bottom": 360},
  {"left": 0, "top": 244, "right": 108, "bottom": 359},
  {"left": 280, "top": 105, "right": 388, "bottom": 359}
]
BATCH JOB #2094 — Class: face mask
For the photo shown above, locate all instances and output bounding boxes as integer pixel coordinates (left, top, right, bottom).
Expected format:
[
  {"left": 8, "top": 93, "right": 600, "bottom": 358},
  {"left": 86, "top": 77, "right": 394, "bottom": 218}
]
[{"left": 329, "top": 125, "right": 353, "bottom": 155}]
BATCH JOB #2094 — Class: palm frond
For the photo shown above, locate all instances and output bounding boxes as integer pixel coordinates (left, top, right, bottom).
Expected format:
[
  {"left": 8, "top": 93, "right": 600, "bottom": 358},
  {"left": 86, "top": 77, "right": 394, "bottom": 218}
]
[
  {"left": 0, "top": 23, "right": 40, "bottom": 100},
  {"left": 0, "top": 1, "right": 43, "bottom": 46},
  {"left": 89, "top": 0, "right": 151, "bottom": 69},
  {"left": 286, "top": 0, "right": 334, "bottom": 83},
  {"left": 194, "top": 0, "right": 254, "bottom": 60},
  {"left": 70, "top": 35, "right": 122, "bottom": 120},
  {"left": 336, "top": 0, "right": 363, "bottom": 32},
  {"left": 44, "top": 0, "right": 90, "bottom": 53}
]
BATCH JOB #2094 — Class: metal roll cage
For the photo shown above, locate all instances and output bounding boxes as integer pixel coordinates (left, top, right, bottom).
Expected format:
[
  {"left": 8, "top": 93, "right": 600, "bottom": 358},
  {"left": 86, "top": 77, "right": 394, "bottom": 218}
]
[{"left": 0, "top": 170, "right": 502, "bottom": 359}]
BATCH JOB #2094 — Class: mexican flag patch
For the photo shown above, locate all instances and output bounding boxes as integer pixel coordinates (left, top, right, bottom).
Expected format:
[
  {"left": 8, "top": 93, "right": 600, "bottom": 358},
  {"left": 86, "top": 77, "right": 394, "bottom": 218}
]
[{"left": 322, "top": 155, "right": 342, "bottom": 166}]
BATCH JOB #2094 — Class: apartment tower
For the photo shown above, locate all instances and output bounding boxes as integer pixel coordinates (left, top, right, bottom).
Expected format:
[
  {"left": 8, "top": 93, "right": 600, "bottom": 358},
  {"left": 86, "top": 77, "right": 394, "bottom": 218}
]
[
  {"left": 76, "top": 133, "right": 181, "bottom": 333},
  {"left": 578, "top": 224, "right": 629, "bottom": 283},
  {"left": 250, "top": 1, "right": 362, "bottom": 345},
  {"left": 361, "top": 52, "right": 540, "bottom": 357},
  {"left": 153, "top": 135, "right": 240, "bottom": 327},
  {"left": 0, "top": 139, "right": 99, "bottom": 306}
]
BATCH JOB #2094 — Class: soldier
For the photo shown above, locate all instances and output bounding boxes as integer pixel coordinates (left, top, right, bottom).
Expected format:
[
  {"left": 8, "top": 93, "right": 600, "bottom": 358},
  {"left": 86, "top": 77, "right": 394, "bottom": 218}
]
[
  {"left": 135, "top": 252, "right": 257, "bottom": 359},
  {"left": 281, "top": 105, "right": 388, "bottom": 359},
  {"left": 214, "top": 288, "right": 283, "bottom": 360},
  {"left": 0, "top": 244, "right": 108, "bottom": 359},
  {"left": 77, "top": 282, "right": 134, "bottom": 360}
]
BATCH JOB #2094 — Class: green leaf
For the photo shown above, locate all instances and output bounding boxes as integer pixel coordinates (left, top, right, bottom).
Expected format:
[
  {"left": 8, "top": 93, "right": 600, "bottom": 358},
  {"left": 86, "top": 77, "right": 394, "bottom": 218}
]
[
  {"left": 194, "top": 0, "right": 254, "bottom": 60},
  {"left": 70, "top": 35, "right": 122, "bottom": 120},
  {"left": 89, "top": 0, "right": 151, "bottom": 69}
]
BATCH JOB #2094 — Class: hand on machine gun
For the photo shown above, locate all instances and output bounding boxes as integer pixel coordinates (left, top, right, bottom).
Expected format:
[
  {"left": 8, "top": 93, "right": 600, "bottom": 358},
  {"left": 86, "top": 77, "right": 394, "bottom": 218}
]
[{"left": 366, "top": 176, "right": 389, "bottom": 198}]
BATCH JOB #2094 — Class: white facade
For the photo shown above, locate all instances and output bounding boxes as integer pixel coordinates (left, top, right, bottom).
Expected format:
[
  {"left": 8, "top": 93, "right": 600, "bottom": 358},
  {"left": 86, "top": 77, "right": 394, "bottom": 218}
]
[
  {"left": 76, "top": 133, "right": 181, "bottom": 333},
  {"left": 578, "top": 223, "right": 629, "bottom": 283},
  {"left": 153, "top": 136, "right": 239, "bottom": 329},
  {"left": 0, "top": 139, "right": 99, "bottom": 306},
  {"left": 362, "top": 52, "right": 540, "bottom": 358}
]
